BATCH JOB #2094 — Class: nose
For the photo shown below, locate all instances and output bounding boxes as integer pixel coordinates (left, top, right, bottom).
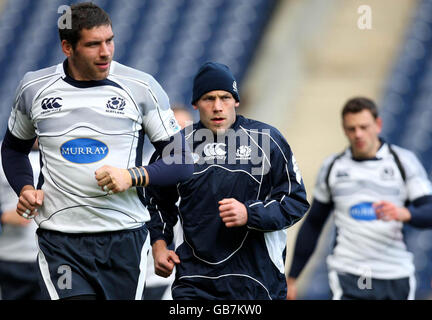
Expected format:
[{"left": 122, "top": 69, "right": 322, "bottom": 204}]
[
  {"left": 213, "top": 97, "right": 223, "bottom": 112},
  {"left": 100, "top": 42, "right": 111, "bottom": 58},
  {"left": 354, "top": 127, "right": 363, "bottom": 138}
]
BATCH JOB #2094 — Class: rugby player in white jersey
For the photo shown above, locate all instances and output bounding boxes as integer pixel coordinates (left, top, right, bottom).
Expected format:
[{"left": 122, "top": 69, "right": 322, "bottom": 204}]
[
  {"left": 1, "top": 2, "right": 193, "bottom": 300},
  {"left": 287, "top": 97, "right": 432, "bottom": 300}
]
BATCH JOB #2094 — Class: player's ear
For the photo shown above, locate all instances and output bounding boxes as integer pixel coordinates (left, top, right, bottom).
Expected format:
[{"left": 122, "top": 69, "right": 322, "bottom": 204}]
[
  {"left": 61, "top": 40, "right": 73, "bottom": 57},
  {"left": 376, "top": 116, "right": 383, "bottom": 133}
]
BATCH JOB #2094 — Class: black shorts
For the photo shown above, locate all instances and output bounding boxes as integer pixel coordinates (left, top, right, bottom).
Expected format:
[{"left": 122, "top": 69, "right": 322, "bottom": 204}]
[
  {"left": 329, "top": 271, "right": 415, "bottom": 300},
  {"left": 36, "top": 225, "right": 149, "bottom": 300}
]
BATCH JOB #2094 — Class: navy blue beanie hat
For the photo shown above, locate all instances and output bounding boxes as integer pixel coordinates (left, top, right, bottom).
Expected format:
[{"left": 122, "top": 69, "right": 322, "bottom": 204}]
[{"left": 191, "top": 62, "right": 240, "bottom": 105}]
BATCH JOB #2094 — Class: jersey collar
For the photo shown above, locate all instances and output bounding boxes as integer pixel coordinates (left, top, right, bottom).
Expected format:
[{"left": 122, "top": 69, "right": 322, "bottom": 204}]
[
  {"left": 61, "top": 59, "right": 122, "bottom": 89},
  {"left": 349, "top": 137, "right": 386, "bottom": 162}
]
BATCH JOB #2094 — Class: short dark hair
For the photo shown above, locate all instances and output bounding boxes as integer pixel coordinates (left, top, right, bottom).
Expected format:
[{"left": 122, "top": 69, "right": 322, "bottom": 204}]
[
  {"left": 58, "top": 2, "right": 112, "bottom": 49},
  {"left": 342, "top": 97, "right": 378, "bottom": 119}
]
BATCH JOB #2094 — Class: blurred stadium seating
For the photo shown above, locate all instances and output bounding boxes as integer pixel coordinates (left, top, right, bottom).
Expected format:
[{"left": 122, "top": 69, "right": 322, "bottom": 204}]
[
  {"left": 0, "top": 0, "right": 431, "bottom": 300},
  {"left": 380, "top": 0, "right": 432, "bottom": 300}
]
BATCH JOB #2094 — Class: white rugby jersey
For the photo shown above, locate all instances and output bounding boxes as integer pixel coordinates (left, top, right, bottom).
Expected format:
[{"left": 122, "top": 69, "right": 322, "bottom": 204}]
[
  {"left": 7, "top": 60, "right": 180, "bottom": 233},
  {"left": 314, "top": 143, "right": 432, "bottom": 279}
]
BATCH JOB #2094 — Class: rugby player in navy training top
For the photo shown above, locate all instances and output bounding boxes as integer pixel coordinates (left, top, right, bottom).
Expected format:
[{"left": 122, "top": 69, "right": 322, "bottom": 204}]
[
  {"left": 287, "top": 97, "right": 432, "bottom": 300},
  {"left": 1, "top": 2, "right": 193, "bottom": 300},
  {"left": 147, "top": 62, "right": 310, "bottom": 300}
]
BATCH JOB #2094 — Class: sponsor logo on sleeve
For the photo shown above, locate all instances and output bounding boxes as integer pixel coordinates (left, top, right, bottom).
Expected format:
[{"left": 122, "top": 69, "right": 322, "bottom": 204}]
[{"left": 168, "top": 117, "right": 180, "bottom": 131}]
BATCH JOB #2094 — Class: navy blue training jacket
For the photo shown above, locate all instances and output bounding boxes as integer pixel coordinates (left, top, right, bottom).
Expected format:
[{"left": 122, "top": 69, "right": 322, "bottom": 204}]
[{"left": 146, "top": 115, "right": 309, "bottom": 300}]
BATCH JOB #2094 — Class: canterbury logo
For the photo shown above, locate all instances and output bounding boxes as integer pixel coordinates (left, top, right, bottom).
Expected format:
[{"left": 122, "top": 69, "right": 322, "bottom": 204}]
[
  {"left": 203, "top": 143, "right": 226, "bottom": 159},
  {"left": 41, "top": 97, "right": 62, "bottom": 110}
]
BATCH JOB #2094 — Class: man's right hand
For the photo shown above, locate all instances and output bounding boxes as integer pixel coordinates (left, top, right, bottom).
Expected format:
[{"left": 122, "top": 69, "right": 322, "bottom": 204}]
[
  {"left": 152, "top": 239, "right": 180, "bottom": 278},
  {"left": 286, "top": 277, "right": 298, "bottom": 300},
  {"left": 17, "top": 185, "right": 44, "bottom": 219}
]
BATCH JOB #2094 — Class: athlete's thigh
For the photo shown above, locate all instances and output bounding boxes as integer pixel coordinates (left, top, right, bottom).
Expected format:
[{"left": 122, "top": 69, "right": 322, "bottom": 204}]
[
  {"left": 36, "top": 229, "right": 96, "bottom": 300},
  {"left": 96, "top": 226, "right": 150, "bottom": 300}
]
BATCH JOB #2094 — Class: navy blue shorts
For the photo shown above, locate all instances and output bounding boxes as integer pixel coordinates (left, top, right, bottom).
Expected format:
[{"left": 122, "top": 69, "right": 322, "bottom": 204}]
[
  {"left": 329, "top": 271, "right": 415, "bottom": 300},
  {"left": 36, "top": 225, "right": 150, "bottom": 300}
]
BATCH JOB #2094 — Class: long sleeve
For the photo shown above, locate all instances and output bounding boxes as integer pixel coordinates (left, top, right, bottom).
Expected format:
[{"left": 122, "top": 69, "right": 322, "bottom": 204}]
[
  {"left": 2, "top": 72, "right": 37, "bottom": 196},
  {"left": 1, "top": 129, "right": 36, "bottom": 196},
  {"left": 288, "top": 199, "right": 333, "bottom": 278},
  {"left": 245, "top": 132, "right": 309, "bottom": 231},
  {"left": 408, "top": 195, "right": 432, "bottom": 228},
  {"left": 146, "top": 131, "right": 194, "bottom": 186},
  {"left": 145, "top": 152, "right": 181, "bottom": 245}
]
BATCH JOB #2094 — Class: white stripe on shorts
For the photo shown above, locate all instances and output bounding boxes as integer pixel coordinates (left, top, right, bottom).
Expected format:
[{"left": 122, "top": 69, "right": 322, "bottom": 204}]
[
  {"left": 328, "top": 270, "right": 343, "bottom": 300},
  {"left": 135, "top": 233, "right": 150, "bottom": 300},
  {"left": 408, "top": 274, "right": 416, "bottom": 300},
  {"left": 36, "top": 233, "right": 60, "bottom": 300}
]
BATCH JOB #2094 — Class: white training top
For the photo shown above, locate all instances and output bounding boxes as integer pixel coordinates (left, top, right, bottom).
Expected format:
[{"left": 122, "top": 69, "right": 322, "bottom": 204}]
[
  {"left": 7, "top": 61, "right": 180, "bottom": 233},
  {"left": 314, "top": 143, "right": 432, "bottom": 279},
  {"left": 0, "top": 150, "right": 39, "bottom": 262}
]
